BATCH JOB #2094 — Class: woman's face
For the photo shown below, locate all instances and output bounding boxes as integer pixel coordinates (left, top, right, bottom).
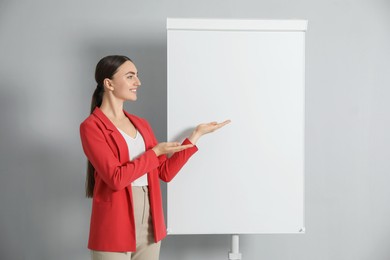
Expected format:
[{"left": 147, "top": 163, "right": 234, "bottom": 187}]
[{"left": 107, "top": 60, "right": 141, "bottom": 101}]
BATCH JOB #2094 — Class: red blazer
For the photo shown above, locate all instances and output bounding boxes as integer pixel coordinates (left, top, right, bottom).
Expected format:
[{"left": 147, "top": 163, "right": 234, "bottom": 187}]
[{"left": 79, "top": 106, "right": 198, "bottom": 252}]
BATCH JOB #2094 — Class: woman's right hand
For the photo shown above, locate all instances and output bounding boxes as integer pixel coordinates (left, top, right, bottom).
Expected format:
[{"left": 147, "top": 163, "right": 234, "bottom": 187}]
[{"left": 152, "top": 142, "right": 194, "bottom": 157}]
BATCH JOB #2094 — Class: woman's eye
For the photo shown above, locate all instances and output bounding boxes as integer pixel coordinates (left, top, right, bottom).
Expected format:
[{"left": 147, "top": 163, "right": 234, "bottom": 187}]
[{"left": 127, "top": 76, "right": 133, "bottom": 79}]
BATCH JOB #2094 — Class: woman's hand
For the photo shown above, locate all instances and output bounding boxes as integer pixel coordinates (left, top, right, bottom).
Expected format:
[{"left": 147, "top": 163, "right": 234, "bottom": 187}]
[
  {"left": 152, "top": 142, "right": 194, "bottom": 157},
  {"left": 152, "top": 120, "right": 231, "bottom": 156},
  {"left": 189, "top": 120, "right": 231, "bottom": 145}
]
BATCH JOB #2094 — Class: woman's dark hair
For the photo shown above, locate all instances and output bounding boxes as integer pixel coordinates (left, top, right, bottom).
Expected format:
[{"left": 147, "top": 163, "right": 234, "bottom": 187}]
[{"left": 86, "top": 55, "right": 133, "bottom": 198}]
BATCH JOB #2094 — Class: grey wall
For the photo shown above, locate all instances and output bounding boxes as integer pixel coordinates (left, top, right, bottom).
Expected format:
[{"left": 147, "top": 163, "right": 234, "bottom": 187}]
[{"left": 0, "top": 0, "right": 389, "bottom": 259}]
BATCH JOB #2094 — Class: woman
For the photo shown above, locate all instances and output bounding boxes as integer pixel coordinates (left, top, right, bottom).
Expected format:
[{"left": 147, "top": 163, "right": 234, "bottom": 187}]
[{"left": 79, "top": 55, "right": 230, "bottom": 260}]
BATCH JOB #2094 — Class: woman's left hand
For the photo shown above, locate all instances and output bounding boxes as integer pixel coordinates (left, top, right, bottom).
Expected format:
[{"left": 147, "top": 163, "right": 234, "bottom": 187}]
[
  {"left": 195, "top": 120, "right": 231, "bottom": 135},
  {"left": 188, "top": 120, "right": 231, "bottom": 145}
]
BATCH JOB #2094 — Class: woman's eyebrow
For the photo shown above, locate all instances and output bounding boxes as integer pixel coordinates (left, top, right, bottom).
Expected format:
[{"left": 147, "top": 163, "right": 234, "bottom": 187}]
[{"left": 125, "top": 71, "right": 138, "bottom": 75}]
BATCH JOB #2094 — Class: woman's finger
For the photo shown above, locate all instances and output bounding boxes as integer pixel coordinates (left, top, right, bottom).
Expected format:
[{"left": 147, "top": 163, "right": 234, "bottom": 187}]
[
  {"left": 203, "top": 120, "right": 231, "bottom": 133},
  {"left": 165, "top": 142, "right": 181, "bottom": 147},
  {"left": 217, "top": 120, "right": 231, "bottom": 127},
  {"left": 213, "top": 120, "right": 231, "bottom": 129},
  {"left": 169, "top": 144, "right": 194, "bottom": 152}
]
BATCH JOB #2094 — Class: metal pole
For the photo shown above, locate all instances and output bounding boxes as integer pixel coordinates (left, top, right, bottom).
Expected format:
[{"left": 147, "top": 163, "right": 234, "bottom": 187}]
[{"left": 228, "top": 234, "right": 242, "bottom": 260}]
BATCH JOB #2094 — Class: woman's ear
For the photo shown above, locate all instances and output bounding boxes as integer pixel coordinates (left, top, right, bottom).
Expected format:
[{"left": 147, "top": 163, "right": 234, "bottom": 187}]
[{"left": 103, "top": 78, "right": 114, "bottom": 91}]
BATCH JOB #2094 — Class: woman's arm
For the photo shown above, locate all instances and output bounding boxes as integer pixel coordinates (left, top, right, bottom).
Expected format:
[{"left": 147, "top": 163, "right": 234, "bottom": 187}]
[
  {"left": 157, "top": 138, "right": 199, "bottom": 182},
  {"left": 188, "top": 120, "right": 231, "bottom": 145},
  {"left": 80, "top": 120, "right": 161, "bottom": 191},
  {"left": 145, "top": 119, "right": 231, "bottom": 182}
]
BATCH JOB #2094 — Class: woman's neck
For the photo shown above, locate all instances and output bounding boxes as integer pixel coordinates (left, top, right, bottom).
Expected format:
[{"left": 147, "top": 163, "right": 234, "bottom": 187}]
[{"left": 99, "top": 94, "right": 126, "bottom": 121}]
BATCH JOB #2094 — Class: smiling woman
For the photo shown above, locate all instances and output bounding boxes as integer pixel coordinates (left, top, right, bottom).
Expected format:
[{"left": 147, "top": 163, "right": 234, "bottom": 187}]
[
  {"left": 79, "top": 55, "right": 230, "bottom": 260},
  {"left": 103, "top": 60, "right": 141, "bottom": 102}
]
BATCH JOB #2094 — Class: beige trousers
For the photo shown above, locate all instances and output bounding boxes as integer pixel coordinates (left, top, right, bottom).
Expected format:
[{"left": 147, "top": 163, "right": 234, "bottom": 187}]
[{"left": 91, "top": 186, "right": 161, "bottom": 260}]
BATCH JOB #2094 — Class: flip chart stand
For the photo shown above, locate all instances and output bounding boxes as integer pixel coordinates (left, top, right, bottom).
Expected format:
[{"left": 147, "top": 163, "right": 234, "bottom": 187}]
[{"left": 228, "top": 234, "right": 242, "bottom": 260}]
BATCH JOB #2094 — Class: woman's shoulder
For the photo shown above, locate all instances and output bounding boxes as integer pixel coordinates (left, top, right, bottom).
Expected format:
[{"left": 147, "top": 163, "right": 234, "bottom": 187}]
[
  {"left": 80, "top": 112, "right": 98, "bottom": 126},
  {"left": 79, "top": 114, "right": 99, "bottom": 136},
  {"left": 80, "top": 106, "right": 114, "bottom": 130},
  {"left": 79, "top": 109, "right": 106, "bottom": 134}
]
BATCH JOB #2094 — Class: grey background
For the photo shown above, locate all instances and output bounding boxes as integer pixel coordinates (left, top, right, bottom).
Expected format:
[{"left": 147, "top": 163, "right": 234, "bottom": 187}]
[{"left": 0, "top": 0, "right": 389, "bottom": 259}]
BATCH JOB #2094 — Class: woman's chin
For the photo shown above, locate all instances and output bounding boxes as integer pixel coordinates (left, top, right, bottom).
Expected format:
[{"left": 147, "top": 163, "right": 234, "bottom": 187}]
[{"left": 127, "top": 96, "right": 137, "bottom": 101}]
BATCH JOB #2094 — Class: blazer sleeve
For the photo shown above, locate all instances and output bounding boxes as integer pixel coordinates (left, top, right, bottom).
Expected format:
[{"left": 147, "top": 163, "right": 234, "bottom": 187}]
[
  {"left": 142, "top": 119, "right": 199, "bottom": 182},
  {"left": 80, "top": 120, "right": 160, "bottom": 191}
]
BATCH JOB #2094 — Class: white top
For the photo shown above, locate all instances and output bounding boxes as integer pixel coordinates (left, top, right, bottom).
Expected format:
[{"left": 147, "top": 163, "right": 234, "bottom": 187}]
[{"left": 116, "top": 127, "right": 148, "bottom": 186}]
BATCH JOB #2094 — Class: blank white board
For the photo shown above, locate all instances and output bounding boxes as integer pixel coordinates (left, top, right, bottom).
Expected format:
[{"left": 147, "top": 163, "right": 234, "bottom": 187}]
[{"left": 167, "top": 18, "right": 307, "bottom": 234}]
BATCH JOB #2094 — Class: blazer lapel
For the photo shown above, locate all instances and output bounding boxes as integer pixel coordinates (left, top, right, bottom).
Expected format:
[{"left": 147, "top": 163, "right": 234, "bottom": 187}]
[
  {"left": 123, "top": 110, "right": 153, "bottom": 150},
  {"left": 92, "top": 107, "right": 130, "bottom": 163},
  {"left": 123, "top": 110, "right": 156, "bottom": 189}
]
